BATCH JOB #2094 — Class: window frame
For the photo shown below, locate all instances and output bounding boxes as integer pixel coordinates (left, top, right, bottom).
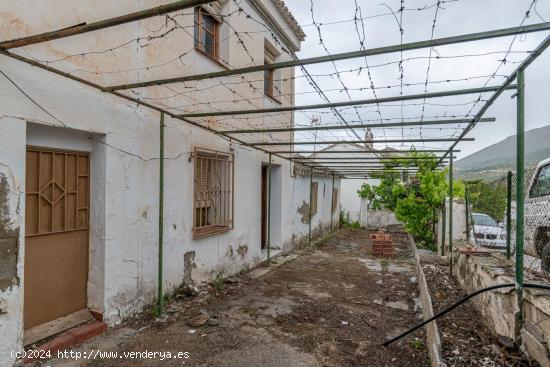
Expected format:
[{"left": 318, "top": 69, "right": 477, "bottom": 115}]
[
  {"left": 192, "top": 147, "right": 234, "bottom": 239},
  {"left": 194, "top": 7, "right": 220, "bottom": 60},
  {"left": 529, "top": 163, "right": 550, "bottom": 198},
  {"left": 264, "top": 65, "right": 275, "bottom": 98}
]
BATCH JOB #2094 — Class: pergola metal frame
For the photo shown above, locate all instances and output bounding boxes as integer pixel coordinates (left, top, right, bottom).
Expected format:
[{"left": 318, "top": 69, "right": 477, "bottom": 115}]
[{"left": 1, "top": 0, "right": 549, "bottom": 317}]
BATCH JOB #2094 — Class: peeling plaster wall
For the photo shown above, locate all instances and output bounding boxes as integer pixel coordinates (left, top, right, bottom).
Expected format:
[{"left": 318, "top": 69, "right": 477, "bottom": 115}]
[
  {"left": 0, "top": 117, "right": 26, "bottom": 365},
  {"left": 291, "top": 174, "right": 341, "bottom": 248},
  {"left": 0, "top": 2, "right": 330, "bottom": 361}
]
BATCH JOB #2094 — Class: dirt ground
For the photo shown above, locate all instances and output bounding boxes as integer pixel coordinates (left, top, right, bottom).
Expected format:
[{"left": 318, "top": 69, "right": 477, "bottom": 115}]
[
  {"left": 422, "top": 260, "right": 539, "bottom": 367},
  {"left": 44, "top": 228, "right": 429, "bottom": 367}
]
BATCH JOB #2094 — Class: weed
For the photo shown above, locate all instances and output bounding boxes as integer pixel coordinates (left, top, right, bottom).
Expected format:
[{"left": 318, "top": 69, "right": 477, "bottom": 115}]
[
  {"left": 381, "top": 258, "right": 390, "bottom": 270},
  {"left": 411, "top": 339, "right": 424, "bottom": 350},
  {"left": 213, "top": 272, "right": 225, "bottom": 292}
]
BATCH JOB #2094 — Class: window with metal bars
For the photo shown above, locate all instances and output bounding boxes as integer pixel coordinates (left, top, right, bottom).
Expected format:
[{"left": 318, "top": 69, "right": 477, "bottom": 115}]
[{"left": 193, "top": 148, "right": 234, "bottom": 239}]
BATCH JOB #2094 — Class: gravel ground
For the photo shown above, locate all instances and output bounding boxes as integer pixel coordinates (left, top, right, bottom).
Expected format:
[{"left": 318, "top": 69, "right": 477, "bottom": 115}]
[
  {"left": 422, "top": 261, "right": 539, "bottom": 367},
  {"left": 43, "top": 228, "right": 429, "bottom": 367}
]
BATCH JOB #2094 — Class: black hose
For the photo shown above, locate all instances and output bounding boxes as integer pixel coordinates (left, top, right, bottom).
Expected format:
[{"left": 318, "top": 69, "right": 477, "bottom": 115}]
[{"left": 383, "top": 282, "right": 550, "bottom": 347}]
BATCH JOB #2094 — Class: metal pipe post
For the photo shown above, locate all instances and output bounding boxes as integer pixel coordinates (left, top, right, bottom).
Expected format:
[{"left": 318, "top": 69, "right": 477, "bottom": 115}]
[
  {"left": 330, "top": 175, "right": 335, "bottom": 232},
  {"left": 449, "top": 154, "right": 454, "bottom": 271},
  {"left": 465, "top": 189, "right": 470, "bottom": 241},
  {"left": 506, "top": 171, "right": 512, "bottom": 259},
  {"left": 267, "top": 154, "right": 272, "bottom": 265},
  {"left": 515, "top": 69, "right": 525, "bottom": 336},
  {"left": 441, "top": 204, "right": 446, "bottom": 256},
  {"left": 309, "top": 168, "right": 313, "bottom": 246},
  {"left": 157, "top": 112, "right": 165, "bottom": 316}
]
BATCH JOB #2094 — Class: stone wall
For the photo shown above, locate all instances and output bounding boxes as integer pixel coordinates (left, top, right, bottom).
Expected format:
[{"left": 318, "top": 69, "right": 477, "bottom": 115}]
[{"left": 453, "top": 250, "right": 550, "bottom": 366}]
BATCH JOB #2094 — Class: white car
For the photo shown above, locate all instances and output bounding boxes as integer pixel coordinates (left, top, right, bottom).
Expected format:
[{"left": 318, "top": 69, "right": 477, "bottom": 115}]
[
  {"left": 472, "top": 213, "right": 507, "bottom": 250},
  {"left": 525, "top": 157, "right": 550, "bottom": 272}
]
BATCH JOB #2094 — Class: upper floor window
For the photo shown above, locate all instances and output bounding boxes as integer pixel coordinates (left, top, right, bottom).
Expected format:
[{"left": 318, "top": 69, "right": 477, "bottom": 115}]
[
  {"left": 264, "top": 66, "right": 274, "bottom": 97},
  {"left": 194, "top": 7, "right": 219, "bottom": 59},
  {"left": 264, "top": 43, "right": 280, "bottom": 101}
]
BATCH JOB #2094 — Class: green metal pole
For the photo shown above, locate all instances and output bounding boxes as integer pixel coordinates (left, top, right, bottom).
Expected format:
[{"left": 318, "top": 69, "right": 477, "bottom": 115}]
[
  {"left": 465, "top": 189, "right": 470, "bottom": 241},
  {"left": 441, "top": 204, "right": 446, "bottom": 256},
  {"left": 107, "top": 22, "right": 550, "bottom": 90},
  {"left": 219, "top": 118, "right": 496, "bottom": 134},
  {"left": 432, "top": 206, "right": 437, "bottom": 246},
  {"left": 506, "top": 171, "right": 512, "bottom": 259},
  {"left": 515, "top": 69, "right": 525, "bottom": 337},
  {"left": 180, "top": 87, "right": 513, "bottom": 118},
  {"left": 330, "top": 175, "right": 335, "bottom": 232},
  {"left": 157, "top": 112, "right": 165, "bottom": 316},
  {"left": 267, "top": 154, "right": 272, "bottom": 265},
  {"left": 309, "top": 168, "right": 313, "bottom": 246},
  {"left": 449, "top": 154, "right": 454, "bottom": 274}
]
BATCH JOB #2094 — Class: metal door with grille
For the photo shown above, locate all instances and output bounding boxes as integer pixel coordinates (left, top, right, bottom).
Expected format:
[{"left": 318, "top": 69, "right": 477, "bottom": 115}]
[{"left": 24, "top": 147, "right": 90, "bottom": 329}]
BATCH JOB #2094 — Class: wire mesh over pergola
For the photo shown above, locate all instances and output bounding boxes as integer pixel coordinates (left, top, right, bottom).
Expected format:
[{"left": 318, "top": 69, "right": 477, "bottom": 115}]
[
  {"left": 1, "top": 0, "right": 549, "bottom": 178},
  {"left": 2, "top": 0, "right": 549, "bottom": 321}
]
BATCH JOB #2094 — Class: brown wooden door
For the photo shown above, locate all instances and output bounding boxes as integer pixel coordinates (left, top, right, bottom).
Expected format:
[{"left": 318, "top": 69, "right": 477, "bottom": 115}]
[
  {"left": 24, "top": 147, "right": 90, "bottom": 329},
  {"left": 261, "top": 166, "right": 267, "bottom": 249}
]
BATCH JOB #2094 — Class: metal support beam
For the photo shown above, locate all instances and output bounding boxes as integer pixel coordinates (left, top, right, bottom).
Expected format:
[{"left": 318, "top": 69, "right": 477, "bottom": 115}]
[
  {"left": 309, "top": 168, "right": 313, "bottom": 246},
  {"left": 280, "top": 149, "right": 460, "bottom": 154},
  {"left": 251, "top": 138, "right": 474, "bottom": 146},
  {"left": 449, "top": 154, "right": 454, "bottom": 275},
  {"left": 515, "top": 68, "right": 525, "bottom": 338},
  {"left": 0, "top": 0, "right": 212, "bottom": 50},
  {"left": 506, "top": 171, "right": 512, "bottom": 259},
  {"left": 439, "top": 34, "right": 550, "bottom": 163},
  {"left": 157, "top": 112, "right": 165, "bottom": 316},
  {"left": 220, "top": 118, "right": 495, "bottom": 134},
  {"left": 330, "top": 175, "right": 335, "bottom": 232},
  {"left": 180, "top": 86, "right": 515, "bottom": 118},
  {"left": 0, "top": 50, "right": 296, "bottom": 168},
  {"left": 292, "top": 156, "right": 454, "bottom": 161},
  {"left": 107, "top": 22, "right": 550, "bottom": 90},
  {"left": 267, "top": 153, "right": 272, "bottom": 265}
]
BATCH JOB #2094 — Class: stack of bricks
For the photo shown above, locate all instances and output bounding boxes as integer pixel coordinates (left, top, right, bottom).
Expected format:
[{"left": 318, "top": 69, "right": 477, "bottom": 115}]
[{"left": 371, "top": 231, "right": 394, "bottom": 258}]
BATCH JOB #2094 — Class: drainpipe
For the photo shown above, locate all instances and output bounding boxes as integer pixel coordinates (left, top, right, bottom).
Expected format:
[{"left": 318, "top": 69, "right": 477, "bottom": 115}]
[
  {"left": 515, "top": 69, "right": 525, "bottom": 337},
  {"left": 449, "top": 154, "right": 453, "bottom": 274},
  {"left": 308, "top": 168, "right": 313, "bottom": 246},
  {"left": 157, "top": 112, "right": 165, "bottom": 316},
  {"left": 267, "top": 153, "right": 272, "bottom": 265}
]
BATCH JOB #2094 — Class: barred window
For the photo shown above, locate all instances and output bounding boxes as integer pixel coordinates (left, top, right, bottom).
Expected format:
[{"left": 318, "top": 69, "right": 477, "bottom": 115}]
[
  {"left": 311, "top": 182, "right": 318, "bottom": 215},
  {"left": 193, "top": 148, "right": 234, "bottom": 239}
]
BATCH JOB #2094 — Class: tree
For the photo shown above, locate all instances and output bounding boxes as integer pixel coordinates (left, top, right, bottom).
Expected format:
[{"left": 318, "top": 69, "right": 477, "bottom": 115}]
[
  {"left": 465, "top": 179, "right": 507, "bottom": 222},
  {"left": 356, "top": 151, "right": 464, "bottom": 249}
]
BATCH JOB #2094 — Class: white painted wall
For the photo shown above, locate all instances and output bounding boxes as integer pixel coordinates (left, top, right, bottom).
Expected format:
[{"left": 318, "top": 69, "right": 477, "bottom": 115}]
[
  {"left": 0, "top": 2, "right": 339, "bottom": 365},
  {"left": 340, "top": 178, "right": 380, "bottom": 222}
]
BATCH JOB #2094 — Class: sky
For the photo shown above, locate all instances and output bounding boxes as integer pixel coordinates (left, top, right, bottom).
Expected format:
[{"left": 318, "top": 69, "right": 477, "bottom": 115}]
[{"left": 283, "top": 0, "right": 550, "bottom": 160}]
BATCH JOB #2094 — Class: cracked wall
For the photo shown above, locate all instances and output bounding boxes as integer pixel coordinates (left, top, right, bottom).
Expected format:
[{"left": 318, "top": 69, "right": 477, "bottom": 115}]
[{"left": 0, "top": 117, "right": 25, "bottom": 367}]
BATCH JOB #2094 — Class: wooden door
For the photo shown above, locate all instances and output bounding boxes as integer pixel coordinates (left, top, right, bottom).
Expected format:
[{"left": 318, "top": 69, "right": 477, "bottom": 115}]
[
  {"left": 261, "top": 166, "right": 267, "bottom": 249},
  {"left": 24, "top": 147, "right": 90, "bottom": 330}
]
